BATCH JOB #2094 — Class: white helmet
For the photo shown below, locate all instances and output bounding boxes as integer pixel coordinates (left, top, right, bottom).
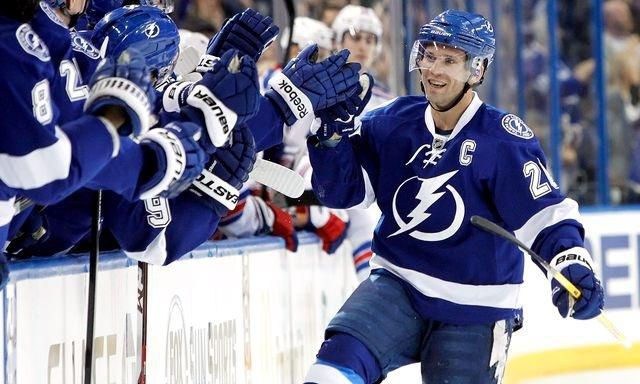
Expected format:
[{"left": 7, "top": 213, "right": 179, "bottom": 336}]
[
  {"left": 332, "top": 5, "right": 382, "bottom": 53},
  {"left": 178, "top": 29, "right": 209, "bottom": 55},
  {"left": 281, "top": 17, "right": 334, "bottom": 52}
]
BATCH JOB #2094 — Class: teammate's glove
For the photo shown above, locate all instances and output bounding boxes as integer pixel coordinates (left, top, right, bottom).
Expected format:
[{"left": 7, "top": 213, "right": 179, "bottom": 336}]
[
  {"left": 204, "top": 8, "right": 279, "bottom": 64},
  {"left": 549, "top": 247, "right": 604, "bottom": 320},
  {"left": 311, "top": 73, "right": 375, "bottom": 143},
  {"left": 137, "top": 122, "right": 206, "bottom": 200},
  {"left": 293, "top": 206, "right": 349, "bottom": 254},
  {"left": 169, "top": 49, "right": 260, "bottom": 152},
  {"left": 265, "top": 44, "right": 362, "bottom": 126},
  {"left": 5, "top": 206, "right": 49, "bottom": 260},
  {"left": 85, "top": 48, "right": 155, "bottom": 137},
  {"left": 188, "top": 124, "right": 256, "bottom": 216},
  {"left": 259, "top": 200, "right": 298, "bottom": 252}
]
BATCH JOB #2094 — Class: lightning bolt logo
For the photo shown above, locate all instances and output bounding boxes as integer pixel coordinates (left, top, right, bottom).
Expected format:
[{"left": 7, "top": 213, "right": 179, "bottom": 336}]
[{"left": 390, "top": 170, "right": 465, "bottom": 241}]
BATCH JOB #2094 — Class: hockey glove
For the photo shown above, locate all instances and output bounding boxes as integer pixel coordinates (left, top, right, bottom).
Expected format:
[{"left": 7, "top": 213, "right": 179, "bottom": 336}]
[
  {"left": 204, "top": 8, "right": 279, "bottom": 64},
  {"left": 263, "top": 200, "right": 298, "bottom": 252},
  {"left": 137, "top": 122, "right": 206, "bottom": 200},
  {"left": 294, "top": 206, "right": 349, "bottom": 254},
  {"left": 550, "top": 247, "right": 604, "bottom": 320},
  {"left": 85, "top": 48, "right": 155, "bottom": 137},
  {"left": 312, "top": 73, "right": 375, "bottom": 143},
  {"left": 188, "top": 124, "right": 256, "bottom": 217},
  {"left": 169, "top": 49, "right": 260, "bottom": 152},
  {"left": 265, "top": 44, "right": 362, "bottom": 126},
  {"left": 5, "top": 206, "right": 49, "bottom": 260}
]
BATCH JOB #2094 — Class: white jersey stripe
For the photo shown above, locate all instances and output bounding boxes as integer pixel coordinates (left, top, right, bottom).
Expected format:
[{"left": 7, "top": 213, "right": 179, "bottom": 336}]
[
  {"left": 513, "top": 198, "right": 581, "bottom": 248},
  {"left": 370, "top": 255, "right": 521, "bottom": 309},
  {"left": 0, "top": 197, "right": 16, "bottom": 227},
  {"left": 0, "top": 126, "right": 71, "bottom": 189},
  {"left": 125, "top": 229, "right": 168, "bottom": 266}
]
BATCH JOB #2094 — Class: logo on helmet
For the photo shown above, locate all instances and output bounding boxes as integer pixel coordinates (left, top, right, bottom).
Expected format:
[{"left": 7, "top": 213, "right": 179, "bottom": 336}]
[{"left": 144, "top": 22, "right": 160, "bottom": 38}]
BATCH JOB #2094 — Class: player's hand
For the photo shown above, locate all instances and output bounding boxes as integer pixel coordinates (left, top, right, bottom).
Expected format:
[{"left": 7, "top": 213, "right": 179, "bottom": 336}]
[
  {"left": 5, "top": 206, "right": 49, "bottom": 260},
  {"left": 265, "top": 44, "right": 362, "bottom": 126},
  {"left": 181, "top": 49, "right": 260, "bottom": 152},
  {"left": 294, "top": 206, "right": 349, "bottom": 254},
  {"left": 550, "top": 247, "right": 604, "bottom": 320},
  {"left": 137, "top": 122, "right": 206, "bottom": 200},
  {"left": 188, "top": 124, "right": 256, "bottom": 216},
  {"left": 85, "top": 48, "right": 155, "bottom": 137},
  {"left": 204, "top": 8, "right": 279, "bottom": 63},
  {"left": 265, "top": 201, "right": 298, "bottom": 252},
  {"left": 311, "top": 73, "right": 374, "bottom": 143}
]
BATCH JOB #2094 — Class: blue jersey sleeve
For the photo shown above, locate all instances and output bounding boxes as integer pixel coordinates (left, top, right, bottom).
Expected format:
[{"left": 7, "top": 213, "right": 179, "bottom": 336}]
[
  {"left": 0, "top": 23, "right": 116, "bottom": 205},
  {"left": 102, "top": 191, "right": 221, "bottom": 265}
]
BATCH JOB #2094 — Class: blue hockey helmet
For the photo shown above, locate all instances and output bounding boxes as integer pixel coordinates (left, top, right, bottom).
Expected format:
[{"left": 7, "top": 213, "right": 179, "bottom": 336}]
[
  {"left": 92, "top": 5, "right": 180, "bottom": 84},
  {"left": 410, "top": 10, "right": 495, "bottom": 78}
]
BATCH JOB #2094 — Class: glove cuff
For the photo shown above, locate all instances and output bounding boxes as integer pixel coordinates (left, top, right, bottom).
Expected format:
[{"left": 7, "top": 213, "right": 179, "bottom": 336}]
[
  {"left": 186, "top": 84, "right": 238, "bottom": 147},
  {"left": 138, "top": 126, "right": 189, "bottom": 200},
  {"left": 547, "top": 246, "right": 594, "bottom": 280},
  {"left": 267, "top": 71, "right": 313, "bottom": 124},
  {"left": 84, "top": 77, "right": 151, "bottom": 136},
  {"left": 162, "top": 81, "right": 193, "bottom": 112},
  {"left": 190, "top": 168, "right": 240, "bottom": 211}
]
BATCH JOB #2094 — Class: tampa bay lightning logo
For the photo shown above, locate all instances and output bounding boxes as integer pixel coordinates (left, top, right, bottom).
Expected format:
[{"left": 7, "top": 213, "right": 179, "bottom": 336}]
[
  {"left": 144, "top": 22, "right": 161, "bottom": 38},
  {"left": 501, "top": 114, "right": 533, "bottom": 139},
  {"left": 70, "top": 32, "right": 100, "bottom": 59},
  {"left": 16, "top": 24, "right": 49, "bottom": 62},
  {"left": 390, "top": 170, "right": 465, "bottom": 241}
]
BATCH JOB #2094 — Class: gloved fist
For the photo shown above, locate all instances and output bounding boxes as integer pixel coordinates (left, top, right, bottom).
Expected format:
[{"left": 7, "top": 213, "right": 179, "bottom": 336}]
[
  {"left": 205, "top": 8, "right": 279, "bottom": 63},
  {"left": 85, "top": 48, "right": 155, "bottom": 137},
  {"left": 137, "top": 122, "right": 206, "bottom": 200},
  {"left": 265, "top": 201, "right": 298, "bottom": 252},
  {"left": 294, "top": 206, "right": 349, "bottom": 254},
  {"left": 180, "top": 49, "right": 260, "bottom": 152},
  {"left": 5, "top": 206, "right": 49, "bottom": 260},
  {"left": 188, "top": 124, "right": 256, "bottom": 216},
  {"left": 312, "top": 73, "right": 375, "bottom": 143},
  {"left": 265, "top": 44, "right": 362, "bottom": 126},
  {"left": 549, "top": 247, "right": 604, "bottom": 320}
]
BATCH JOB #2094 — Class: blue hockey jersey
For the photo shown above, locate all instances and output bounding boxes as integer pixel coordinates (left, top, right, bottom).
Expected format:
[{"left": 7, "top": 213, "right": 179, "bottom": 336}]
[
  {"left": 0, "top": 3, "right": 120, "bottom": 245},
  {"left": 308, "top": 93, "right": 585, "bottom": 325}
]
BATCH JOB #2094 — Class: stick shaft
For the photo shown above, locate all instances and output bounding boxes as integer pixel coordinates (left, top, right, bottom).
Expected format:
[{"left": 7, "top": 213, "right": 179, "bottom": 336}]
[{"left": 470, "top": 215, "right": 630, "bottom": 347}]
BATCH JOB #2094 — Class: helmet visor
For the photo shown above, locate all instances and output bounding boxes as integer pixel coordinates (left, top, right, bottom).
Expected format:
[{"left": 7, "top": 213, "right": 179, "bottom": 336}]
[{"left": 409, "top": 40, "right": 474, "bottom": 82}]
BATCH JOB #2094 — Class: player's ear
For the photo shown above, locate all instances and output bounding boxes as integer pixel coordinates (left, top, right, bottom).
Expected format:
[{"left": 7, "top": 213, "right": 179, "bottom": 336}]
[{"left": 468, "top": 64, "right": 485, "bottom": 86}]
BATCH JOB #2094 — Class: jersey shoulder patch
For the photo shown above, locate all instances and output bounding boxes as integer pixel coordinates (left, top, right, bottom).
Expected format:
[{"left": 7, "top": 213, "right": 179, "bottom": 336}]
[
  {"left": 500, "top": 113, "right": 534, "bottom": 139},
  {"left": 39, "top": 1, "right": 66, "bottom": 28},
  {"left": 70, "top": 31, "right": 101, "bottom": 59},
  {"left": 16, "top": 24, "right": 50, "bottom": 62}
]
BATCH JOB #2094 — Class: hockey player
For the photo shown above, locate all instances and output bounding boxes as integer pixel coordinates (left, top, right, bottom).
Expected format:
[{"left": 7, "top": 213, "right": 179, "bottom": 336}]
[
  {"left": 0, "top": 0, "right": 189, "bottom": 288},
  {"left": 8, "top": 8, "right": 363, "bottom": 266},
  {"left": 303, "top": 10, "right": 605, "bottom": 384}
]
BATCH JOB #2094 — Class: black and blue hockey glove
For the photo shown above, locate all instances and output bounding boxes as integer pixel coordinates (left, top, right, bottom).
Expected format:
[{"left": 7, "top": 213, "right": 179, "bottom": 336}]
[
  {"left": 168, "top": 49, "right": 260, "bottom": 152},
  {"left": 265, "top": 44, "right": 362, "bottom": 126},
  {"left": 550, "top": 247, "right": 604, "bottom": 320},
  {"left": 188, "top": 124, "right": 256, "bottom": 217},
  {"left": 205, "top": 8, "right": 279, "bottom": 62},
  {"left": 137, "top": 121, "right": 206, "bottom": 200}
]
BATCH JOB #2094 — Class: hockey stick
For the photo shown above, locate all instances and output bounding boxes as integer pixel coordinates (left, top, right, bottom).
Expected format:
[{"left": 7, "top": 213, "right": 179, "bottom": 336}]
[
  {"left": 137, "top": 261, "right": 149, "bottom": 384},
  {"left": 470, "top": 215, "right": 631, "bottom": 348},
  {"left": 84, "top": 190, "right": 102, "bottom": 384},
  {"left": 249, "top": 158, "right": 304, "bottom": 198}
]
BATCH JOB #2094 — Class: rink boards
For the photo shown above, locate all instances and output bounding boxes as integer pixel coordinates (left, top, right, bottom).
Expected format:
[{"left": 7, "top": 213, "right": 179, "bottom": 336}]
[
  {"left": 0, "top": 210, "right": 639, "bottom": 383},
  {"left": 0, "top": 233, "right": 358, "bottom": 384}
]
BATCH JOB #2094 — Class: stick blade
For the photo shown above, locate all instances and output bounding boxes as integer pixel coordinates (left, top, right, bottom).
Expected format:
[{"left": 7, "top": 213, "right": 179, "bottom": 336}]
[{"left": 249, "top": 158, "right": 305, "bottom": 198}]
